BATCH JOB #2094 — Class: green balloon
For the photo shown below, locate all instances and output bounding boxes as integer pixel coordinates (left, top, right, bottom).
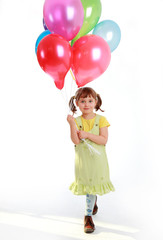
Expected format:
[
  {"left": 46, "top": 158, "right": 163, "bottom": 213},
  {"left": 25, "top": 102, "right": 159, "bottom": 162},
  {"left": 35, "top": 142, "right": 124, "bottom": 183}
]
[{"left": 71, "top": 0, "right": 102, "bottom": 45}]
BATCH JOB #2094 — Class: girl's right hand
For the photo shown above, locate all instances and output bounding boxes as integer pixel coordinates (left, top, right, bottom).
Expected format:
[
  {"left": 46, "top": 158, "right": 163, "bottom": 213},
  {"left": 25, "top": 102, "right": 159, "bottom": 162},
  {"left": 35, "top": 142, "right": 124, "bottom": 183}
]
[{"left": 67, "top": 114, "right": 75, "bottom": 125}]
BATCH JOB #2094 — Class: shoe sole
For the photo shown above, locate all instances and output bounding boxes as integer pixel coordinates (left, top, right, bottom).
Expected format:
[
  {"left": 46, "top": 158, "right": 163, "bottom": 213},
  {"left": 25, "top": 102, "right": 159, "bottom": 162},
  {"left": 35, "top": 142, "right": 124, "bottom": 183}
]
[{"left": 84, "top": 228, "right": 95, "bottom": 233}]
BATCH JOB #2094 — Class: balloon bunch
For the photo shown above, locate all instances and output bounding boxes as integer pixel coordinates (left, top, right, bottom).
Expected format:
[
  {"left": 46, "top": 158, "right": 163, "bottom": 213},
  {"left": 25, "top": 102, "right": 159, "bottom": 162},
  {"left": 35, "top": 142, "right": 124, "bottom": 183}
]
[{"left": 35, "top": 0, "right": 121, "bottom": 90}]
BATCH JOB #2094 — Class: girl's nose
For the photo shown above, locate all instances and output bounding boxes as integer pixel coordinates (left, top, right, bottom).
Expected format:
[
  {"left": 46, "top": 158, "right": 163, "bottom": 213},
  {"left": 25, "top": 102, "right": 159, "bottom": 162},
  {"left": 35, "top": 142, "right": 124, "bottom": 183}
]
[{"left": 85, "top": 102, "right": 88, "bottom": 106}]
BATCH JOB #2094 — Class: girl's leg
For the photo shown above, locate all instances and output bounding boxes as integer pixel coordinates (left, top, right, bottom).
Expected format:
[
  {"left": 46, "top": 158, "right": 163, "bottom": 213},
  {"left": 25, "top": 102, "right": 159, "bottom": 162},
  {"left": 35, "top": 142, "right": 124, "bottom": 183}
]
[
  {"left": 93, "top": 195, "right": 98, "bottom": 215},
  {"left": 85, "top": 194, "right": 96, "bottom": 216},
  {"left": 84, "top": 194, "right": 96, "bottom": 233}
]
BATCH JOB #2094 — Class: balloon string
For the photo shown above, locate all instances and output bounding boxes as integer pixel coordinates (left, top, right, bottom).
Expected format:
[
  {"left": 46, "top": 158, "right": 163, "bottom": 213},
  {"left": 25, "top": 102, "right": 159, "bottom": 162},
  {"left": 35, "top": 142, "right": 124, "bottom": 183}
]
[
  {"left": 70, "top": 68, "right": 75, "bottom": 81},
  {"left": 64, "top": 82, "right": 69, "bottom": 104},
  {"left": 61, "top": 69, "right": 77, "bottom": 115},
  {"left": 82, "top": 140, "right": 101, "bottom": 156},
  {"left": 61, "top": 85, "right": 74, "bottom": 114},
  {"left": 61, "top": 88, "right": 69, "bottom": 113},
  {"left": 74, "top": 123, "right": 100, "bottom": 156},
  {"left": 70, "top": 69, "right": 75, "bottom": 97}
]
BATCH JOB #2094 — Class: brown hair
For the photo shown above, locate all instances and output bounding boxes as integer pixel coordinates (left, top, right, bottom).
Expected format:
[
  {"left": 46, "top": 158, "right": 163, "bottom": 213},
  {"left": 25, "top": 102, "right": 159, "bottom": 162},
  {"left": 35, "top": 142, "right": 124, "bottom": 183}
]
[{"left": 69, "top": 87, "right": 104, "bottom": 114}]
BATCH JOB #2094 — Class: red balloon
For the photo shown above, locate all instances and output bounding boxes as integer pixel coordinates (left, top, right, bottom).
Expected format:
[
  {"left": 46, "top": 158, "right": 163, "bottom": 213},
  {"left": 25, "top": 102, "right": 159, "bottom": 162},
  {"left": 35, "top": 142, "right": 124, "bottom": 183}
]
[
  {"left": 37, "top": 34, "right": 72, "bottom": 89},
  {"left": 71, "top": 35, "right": 111, "bottom": 87}
]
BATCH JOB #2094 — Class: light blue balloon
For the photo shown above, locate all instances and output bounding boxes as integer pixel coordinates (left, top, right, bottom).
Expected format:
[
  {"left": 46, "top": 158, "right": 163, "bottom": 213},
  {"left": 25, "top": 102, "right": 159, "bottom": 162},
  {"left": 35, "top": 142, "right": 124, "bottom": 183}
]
[
  {"left": 93, "top": 20, "right": 121, "bottom": 52},
  {"left": 35, "top": 30, "right": 51, "bottom": 54}
]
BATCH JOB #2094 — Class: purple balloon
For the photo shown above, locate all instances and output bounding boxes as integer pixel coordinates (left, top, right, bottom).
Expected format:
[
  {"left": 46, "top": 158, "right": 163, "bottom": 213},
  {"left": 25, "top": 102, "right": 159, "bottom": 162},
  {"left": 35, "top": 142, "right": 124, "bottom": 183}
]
[
  {"left": 43, "top": 18, "right": 48, "bottom": 30},
  {"left": 43, "top": 0, "right": 84, "bottom": 41}
]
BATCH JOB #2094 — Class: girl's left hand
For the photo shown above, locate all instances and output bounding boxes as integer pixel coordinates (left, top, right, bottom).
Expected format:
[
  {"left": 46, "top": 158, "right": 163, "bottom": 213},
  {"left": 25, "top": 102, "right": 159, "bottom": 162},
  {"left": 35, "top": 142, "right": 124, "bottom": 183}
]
[
  {"left": 67, "top": 114, "right": 75, "bottom": 125},
  {"left": 78, "top": 130, "right": 88, "bottom": 139}
]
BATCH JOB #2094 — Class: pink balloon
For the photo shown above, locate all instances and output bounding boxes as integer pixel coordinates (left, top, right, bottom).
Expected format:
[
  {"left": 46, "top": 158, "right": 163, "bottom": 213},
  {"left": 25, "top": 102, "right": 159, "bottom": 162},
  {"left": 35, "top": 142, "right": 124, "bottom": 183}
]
[
  {"left": 71, "top": 35, "right": 111, "bottom": 87},
  {"left": 43, "top": 0, "right": 84, "bottom": 41}
]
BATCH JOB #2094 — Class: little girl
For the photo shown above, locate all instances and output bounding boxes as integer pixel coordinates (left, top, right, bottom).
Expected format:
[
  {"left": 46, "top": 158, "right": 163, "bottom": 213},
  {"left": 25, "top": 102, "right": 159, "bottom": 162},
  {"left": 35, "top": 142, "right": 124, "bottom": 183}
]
[{"left": 67, "top": 87, "right": 115, "bottom": 234}]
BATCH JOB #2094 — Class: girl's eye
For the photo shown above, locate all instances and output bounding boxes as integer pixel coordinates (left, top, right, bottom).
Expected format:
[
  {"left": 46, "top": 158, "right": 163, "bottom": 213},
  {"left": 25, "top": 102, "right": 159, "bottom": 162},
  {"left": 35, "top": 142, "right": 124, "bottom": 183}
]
[
  {"left": 89, "top": 100, "right": 93, "bottom": 103},
  {"left": 81, "top": 101, "right": 85, "bottom": 103}
]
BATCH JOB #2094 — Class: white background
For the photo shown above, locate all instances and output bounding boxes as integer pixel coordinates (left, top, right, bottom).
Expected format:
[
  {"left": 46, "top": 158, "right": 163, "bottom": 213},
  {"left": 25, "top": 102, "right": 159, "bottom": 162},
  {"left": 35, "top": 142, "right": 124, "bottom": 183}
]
[{"left": 0, "top": 0, "right": 163, "bottom": 239}]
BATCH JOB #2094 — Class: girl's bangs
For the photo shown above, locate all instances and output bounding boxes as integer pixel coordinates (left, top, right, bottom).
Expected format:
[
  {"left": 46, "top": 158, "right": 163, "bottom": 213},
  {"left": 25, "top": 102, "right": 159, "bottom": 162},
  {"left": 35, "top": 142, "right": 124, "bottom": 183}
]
[{"left": 79, "top": 89, "right": 96, "bottom": 99}]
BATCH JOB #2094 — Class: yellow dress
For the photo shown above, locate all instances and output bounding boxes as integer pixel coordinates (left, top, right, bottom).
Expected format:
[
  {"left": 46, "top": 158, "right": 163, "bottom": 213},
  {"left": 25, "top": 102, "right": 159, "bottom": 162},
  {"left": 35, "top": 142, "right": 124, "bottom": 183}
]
[{"left": 69, "top": 114, "right": 115, "bottom": 196}]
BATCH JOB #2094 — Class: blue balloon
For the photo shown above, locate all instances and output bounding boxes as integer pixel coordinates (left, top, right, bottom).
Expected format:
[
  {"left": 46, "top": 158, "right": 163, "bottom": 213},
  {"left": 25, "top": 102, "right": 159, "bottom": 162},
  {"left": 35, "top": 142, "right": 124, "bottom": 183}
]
[
  {"left": 93, "top": 20, "right": 121, "bottom": 52},
  {"left": 35, "top": 30, "right": 51, "bottom": 54}
]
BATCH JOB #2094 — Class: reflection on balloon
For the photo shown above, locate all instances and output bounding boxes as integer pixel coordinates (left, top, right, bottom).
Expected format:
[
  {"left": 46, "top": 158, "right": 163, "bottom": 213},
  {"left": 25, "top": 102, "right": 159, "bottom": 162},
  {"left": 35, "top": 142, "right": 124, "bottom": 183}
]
[
  {"left": 71, "top": 35, "right": 111, "bottom": 87},
  {"left": 93, "top": 20, "right": 121, "bottom": 52},
  {"left": 35, "top": 30, "right": 51, "bottom": 54},
  {"left": 71, "top": 0, "right": 102, "bottom": 45},
  {"left": 43, "top": 0, "right": 84, "bottom": 41},
  {"left": 37, "top": 34, "right": 72, "bottom": 90}
]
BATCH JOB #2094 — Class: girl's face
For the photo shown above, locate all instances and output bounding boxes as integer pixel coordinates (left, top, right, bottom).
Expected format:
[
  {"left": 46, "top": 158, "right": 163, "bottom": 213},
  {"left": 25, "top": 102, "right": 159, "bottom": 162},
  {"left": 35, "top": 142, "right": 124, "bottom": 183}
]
[{"left": 76, "top": 95, "right": 97, "bottom": 114}]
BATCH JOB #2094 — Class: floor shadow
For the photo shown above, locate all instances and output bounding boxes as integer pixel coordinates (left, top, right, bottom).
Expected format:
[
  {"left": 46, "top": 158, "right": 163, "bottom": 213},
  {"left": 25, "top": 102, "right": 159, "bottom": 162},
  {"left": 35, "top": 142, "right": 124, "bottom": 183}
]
[{"left": 0, "top": 209, "right": 139, "bottom": 240}]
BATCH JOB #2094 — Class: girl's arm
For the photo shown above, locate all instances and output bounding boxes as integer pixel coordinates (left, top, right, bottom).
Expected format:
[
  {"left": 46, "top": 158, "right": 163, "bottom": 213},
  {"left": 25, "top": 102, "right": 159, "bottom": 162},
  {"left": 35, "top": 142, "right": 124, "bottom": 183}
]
[
  {"left": 67, "top": 115, "right": 80, "bottom": 145},
  {"left": 78, "top": 127, "right": 108, "bottom": 145}
]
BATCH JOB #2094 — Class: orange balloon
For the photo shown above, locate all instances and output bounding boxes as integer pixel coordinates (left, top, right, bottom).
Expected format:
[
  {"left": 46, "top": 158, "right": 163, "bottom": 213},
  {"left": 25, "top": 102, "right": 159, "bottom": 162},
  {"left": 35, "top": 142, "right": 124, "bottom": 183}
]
[
  {"left": 37, "top": 34, "right": 72, "bottom": 89},
  {"left": 71, "top": 35, "right": 111, "bottom": 87}
]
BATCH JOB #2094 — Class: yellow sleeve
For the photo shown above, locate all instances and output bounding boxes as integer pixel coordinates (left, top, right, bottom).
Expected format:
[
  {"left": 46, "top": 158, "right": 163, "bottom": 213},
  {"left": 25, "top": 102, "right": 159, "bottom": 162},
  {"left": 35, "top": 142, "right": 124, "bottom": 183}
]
[
  {"left": 99, "top": 116, "right": 110, "bottom": 128},
  {"left": 75, "top": 119, "right": 79, "bottom": 130}
]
